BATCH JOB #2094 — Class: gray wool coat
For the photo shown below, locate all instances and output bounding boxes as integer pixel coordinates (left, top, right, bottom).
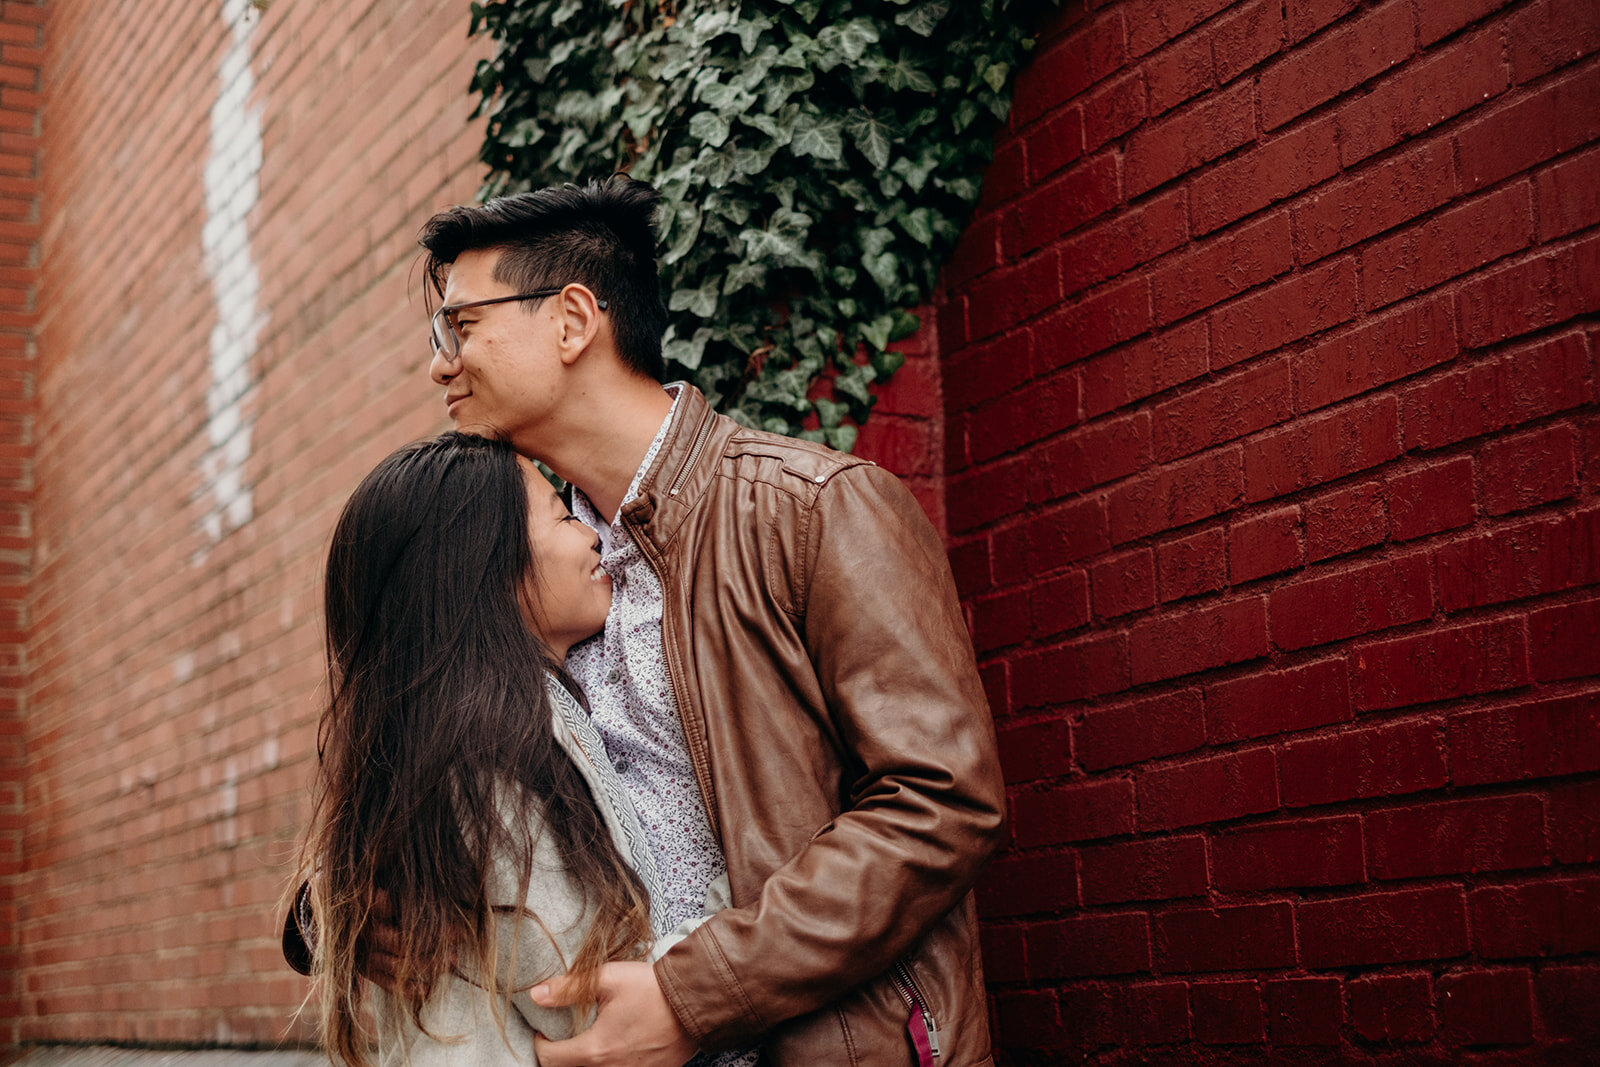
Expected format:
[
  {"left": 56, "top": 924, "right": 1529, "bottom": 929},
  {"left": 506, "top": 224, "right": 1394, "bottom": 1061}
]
[{"left": 372, "top": 676, "right": 719, "bottom": 1067}]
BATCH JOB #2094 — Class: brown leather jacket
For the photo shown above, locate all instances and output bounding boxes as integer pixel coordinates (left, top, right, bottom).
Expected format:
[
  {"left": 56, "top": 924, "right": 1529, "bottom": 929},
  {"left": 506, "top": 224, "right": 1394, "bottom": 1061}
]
[
  {"left": 633, "top": 386, "right": 1006, "bottom": 1066},
  {"left": 281, "top": 384, "right": 1005, "bottom": 1065}
]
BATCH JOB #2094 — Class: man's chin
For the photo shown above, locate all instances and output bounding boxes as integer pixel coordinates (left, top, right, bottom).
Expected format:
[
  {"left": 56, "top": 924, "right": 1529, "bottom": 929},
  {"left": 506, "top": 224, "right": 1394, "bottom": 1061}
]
[{"left": 450, "top": 417, "right": 506, "bottom": 442}]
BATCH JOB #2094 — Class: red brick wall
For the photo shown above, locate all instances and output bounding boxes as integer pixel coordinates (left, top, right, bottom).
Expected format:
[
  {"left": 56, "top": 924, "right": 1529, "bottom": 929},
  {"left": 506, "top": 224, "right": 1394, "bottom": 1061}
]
[
  {"left": 18, "top": 0, "right": 491, "bottom": 1044},
  {"left": 945, "top": 0, "right": 1600, "bottom": 1060},
  {"left": 0, "top": 0, "right": 40, "bottom": 1046},
  {"left": 11, "top": 0, "right": 945, "bottom": 1048},
  {"left": 15, "top": 0, "right": 1599, "bottom": 1057}
]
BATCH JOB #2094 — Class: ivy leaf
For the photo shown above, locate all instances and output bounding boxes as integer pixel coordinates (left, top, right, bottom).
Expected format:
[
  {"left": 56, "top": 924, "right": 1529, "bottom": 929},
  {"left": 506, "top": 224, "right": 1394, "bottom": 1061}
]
[
  {"left": 770, "top": 177, "right": 798, "bottom": 210},
  {"left": 741, "top": 227, "right": 804, "bottom": 266},
  {"left": 895, "top": 1, "right": 952, "bottom": 36},
  {"left": 816, "top": 19, "right": 881, "bottom": 64},
  {"left": 689, "top": 110, "right": 731, "bottom": 148},
  {"left": 723, "top": 260, "right": 767, "bottom": 295},
  {"left": 734, "top": 13, "right": 774, "bottom": 53},
  {"left": 898, "top": 206, "right": 935, "bottom": 246},
  {"left": 791, "top": 112, "right": 843, "bottom": 160},
  {"left": 813, "top": 396, "right": 846, "bottom": 429},
  {"left": 669, "top": 277, "right": 721, "bottom": 318},
  {"left": 505, "top": 118, "right": 543, "bottom": 147},
  {"left": 685, "top": 10, "right": 735, "bottom": 49},
  {"left": 523, "top": 55, "right": 553, "bottom": 82},
  {"left": 762, "top": 69, "right": 809, "bottom": 112},
  {"left": 891, "top": 151, "right": 938, "bottom": 193},
  {"left": 663, "top": 326, "right": 713, "bottom": 370},
  {"left": 859, "top": 226, "right": 895, "bottom": 258},
  {"left": 884, "top": 53, "right": 937, "bottom": 93},
  {"left": 833, "top": 362, "right": 876, "bottom": 406},
  {"left": 952, "top": 97, "right": 980, "bottom": 133},
  {"left": 860, "top": 313, "right": 894, "bottom": 352},
  {"left": 740, "top": 102, "right": 798, "bottom": 145},
  {"left": 734, "top": 142, "right": 778, "bottom": 175},
  {"left": 942, "top": 175, "right": 981, "bottom": 202},
  {"left": 662, "top": 201, "right": 703, "bottom": 265},
  {"left": 699, "top": 81, "right": 756, "bottom": 113},
  {"left": 710, "top": 196, "right": 752, "bottom": 226},
  {"left": 694, "top": 146, "right": 737, "bottom": 188},
  {"left": 826, "top": 424, "right": 859, "bottom": 452},
  {"left": 830, "top": 177, "right": 870, "bottom": 206},
  {"left": 863, "top": 249, "right": 900, "bottom": 295},
  {"left": 843, "top": 110, "right": 895, "bottom": 169},
  {"left": 890, "top": 309, "right": 922, "bottom": 341},
  {"left": 732, "top": 45, "right": 781, "bottom": 90},
  {"left": 872, "top": 347, "right": 907, "bottom": 378}
]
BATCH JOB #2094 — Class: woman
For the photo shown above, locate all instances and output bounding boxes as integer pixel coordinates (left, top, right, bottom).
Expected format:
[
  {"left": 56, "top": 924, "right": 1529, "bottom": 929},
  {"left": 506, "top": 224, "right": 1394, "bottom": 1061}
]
[{"left": 296, "top": 431, "right": 663, "bottom": 1067}]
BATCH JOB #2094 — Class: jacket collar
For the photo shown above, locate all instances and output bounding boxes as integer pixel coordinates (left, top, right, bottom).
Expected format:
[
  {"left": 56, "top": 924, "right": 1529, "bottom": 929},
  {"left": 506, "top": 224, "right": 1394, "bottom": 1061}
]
[{"left": 620, "top": 382, "right": 727, "bottom": 550}]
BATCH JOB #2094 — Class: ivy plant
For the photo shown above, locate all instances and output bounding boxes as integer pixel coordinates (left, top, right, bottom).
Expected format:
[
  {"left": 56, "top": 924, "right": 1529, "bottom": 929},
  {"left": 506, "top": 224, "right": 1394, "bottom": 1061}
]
[{"left": 467, "top": 0, "right": 1056, "bottom": 448}]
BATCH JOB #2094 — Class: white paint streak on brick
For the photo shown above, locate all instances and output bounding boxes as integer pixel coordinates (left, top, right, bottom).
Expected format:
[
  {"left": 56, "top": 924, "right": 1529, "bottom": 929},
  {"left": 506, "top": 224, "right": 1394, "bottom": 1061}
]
[{"left": 199, "top": 0, "right": 264, "bottom": 545}]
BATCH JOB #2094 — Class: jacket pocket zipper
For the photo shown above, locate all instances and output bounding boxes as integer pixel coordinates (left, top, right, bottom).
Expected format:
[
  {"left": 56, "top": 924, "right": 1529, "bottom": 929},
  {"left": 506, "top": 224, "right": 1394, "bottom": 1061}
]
[
  {"left": 890, "top": 962, "right": 940, "bottom": 1064},
  {"left": 668, "top": 415, "right": 715, "bottom": 497}
]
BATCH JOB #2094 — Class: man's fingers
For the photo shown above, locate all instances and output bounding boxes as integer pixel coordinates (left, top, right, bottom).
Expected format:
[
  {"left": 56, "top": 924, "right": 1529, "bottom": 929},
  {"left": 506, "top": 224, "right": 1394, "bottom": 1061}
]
[
  {"left": 531, "top": 1031, "right": 598, "bottom": 1067},
  {"left": 529, "top": 973, "right": 581, "bottom": 1008},
  {"left": 531, "top": 962, "right": 696, "bottom": 1067}
]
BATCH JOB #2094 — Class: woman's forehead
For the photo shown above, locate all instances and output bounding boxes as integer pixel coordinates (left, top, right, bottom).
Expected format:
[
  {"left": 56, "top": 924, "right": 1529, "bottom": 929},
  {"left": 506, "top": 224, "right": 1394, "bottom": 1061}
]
[{"left": 515, "top": 456, "right": 562, "bottom": 509}]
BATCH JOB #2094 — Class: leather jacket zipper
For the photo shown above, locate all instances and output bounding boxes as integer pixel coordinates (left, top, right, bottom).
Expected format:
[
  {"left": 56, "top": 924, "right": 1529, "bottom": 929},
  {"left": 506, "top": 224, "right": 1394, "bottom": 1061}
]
[
  {"left": 668, "top": 414, "right": 715, "bottom": 497},
  {"left": 890, "top": 962, "right": 941, "bottom": 1065},
  {"left": 623, "top": 412, "right": 723, "bottom": 838}
]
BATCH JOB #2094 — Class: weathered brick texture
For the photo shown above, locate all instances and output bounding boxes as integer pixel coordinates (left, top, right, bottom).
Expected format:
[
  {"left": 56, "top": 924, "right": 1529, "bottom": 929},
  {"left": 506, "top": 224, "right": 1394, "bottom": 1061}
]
[
  {"left": 15, "top": 0, "right": 496, "bottom": 1047},
  {"left": 959, "top": 0, "right": 1600, "bottom": 1060},
  {"left": 11, "top": 0, "right": 946, "bottom": 1049},
  {"left": 10, "top": 0, "right": 1599, "bottom": 1058},
  {"left": 0, "top": 0, "right": 35, "bottom": 1046}
]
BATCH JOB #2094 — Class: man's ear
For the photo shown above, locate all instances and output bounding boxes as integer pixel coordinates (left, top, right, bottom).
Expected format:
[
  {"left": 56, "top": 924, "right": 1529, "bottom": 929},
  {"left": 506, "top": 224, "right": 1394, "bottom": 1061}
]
[{"left": 554, "top": 284, "right": 607, "bottom": 367}]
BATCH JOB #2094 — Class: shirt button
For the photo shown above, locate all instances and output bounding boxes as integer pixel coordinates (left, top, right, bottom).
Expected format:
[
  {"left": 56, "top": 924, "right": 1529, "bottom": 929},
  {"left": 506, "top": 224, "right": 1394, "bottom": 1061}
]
[
  {"left": 613, "top": 759, "right": 630, "bottom": 774},
  {"left": 606, "top": 668, "right": 622, "bottom": 684}
]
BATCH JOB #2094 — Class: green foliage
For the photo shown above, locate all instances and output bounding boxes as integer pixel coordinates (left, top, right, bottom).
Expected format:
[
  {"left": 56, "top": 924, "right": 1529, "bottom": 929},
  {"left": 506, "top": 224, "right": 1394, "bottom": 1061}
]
[{"left": 468, "top": 0, "right": 1056, "bottom": 446}]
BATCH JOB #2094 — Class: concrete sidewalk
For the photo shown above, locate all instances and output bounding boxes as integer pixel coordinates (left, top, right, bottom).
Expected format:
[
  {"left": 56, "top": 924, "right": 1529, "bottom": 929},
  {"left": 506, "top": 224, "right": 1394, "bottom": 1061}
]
[{"left": 4, "top": 1050, "right": 322, "bottom": 1067}]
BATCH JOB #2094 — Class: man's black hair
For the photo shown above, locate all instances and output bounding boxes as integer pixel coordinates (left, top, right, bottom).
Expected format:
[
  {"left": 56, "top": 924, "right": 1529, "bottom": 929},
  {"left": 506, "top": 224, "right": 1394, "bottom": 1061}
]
[{"left": 418, "top": 176, "right": 667, "bottom": 383}]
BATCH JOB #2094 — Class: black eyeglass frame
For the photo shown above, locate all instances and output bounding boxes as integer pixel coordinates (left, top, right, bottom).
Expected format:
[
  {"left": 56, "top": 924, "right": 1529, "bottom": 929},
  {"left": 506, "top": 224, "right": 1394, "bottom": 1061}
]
[{"left": 428, "top": 288, "right": 609, "bottom": 361}]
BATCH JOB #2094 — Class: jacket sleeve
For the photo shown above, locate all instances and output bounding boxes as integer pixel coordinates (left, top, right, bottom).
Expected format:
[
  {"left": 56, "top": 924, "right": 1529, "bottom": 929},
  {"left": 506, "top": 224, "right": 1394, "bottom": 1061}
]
[{"left": 652, "top": 462, "right": 1006, "bottom": 1049}]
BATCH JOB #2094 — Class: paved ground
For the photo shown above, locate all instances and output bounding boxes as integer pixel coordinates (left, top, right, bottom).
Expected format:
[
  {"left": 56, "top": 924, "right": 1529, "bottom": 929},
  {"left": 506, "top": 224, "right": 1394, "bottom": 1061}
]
[{"left": 2, "top": 1050, "right": 322, "bottom": 1067}]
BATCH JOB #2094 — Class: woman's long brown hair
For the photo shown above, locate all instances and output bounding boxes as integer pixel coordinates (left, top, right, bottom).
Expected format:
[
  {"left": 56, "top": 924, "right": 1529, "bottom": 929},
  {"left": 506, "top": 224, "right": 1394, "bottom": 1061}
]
[{"left": 297, "top": 432, "right": 650, "bottom": 1066}]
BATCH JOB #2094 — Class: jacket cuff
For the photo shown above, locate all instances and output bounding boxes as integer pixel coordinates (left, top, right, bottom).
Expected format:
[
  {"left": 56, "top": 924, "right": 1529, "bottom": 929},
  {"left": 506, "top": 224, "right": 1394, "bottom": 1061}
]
[{"left": 653, "top": 924, "right": 766, "bottom": 1051}]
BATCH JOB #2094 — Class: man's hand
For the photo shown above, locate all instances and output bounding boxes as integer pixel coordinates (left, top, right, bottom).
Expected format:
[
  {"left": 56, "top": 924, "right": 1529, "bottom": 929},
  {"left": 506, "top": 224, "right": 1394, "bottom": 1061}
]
[{"left": 531, "top": 961, "right": 698, "bottom": 1067}]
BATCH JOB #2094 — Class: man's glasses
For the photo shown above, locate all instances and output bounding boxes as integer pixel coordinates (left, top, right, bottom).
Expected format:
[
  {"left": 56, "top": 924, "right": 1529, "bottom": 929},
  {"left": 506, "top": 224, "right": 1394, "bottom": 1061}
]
[{"left": 428, "top": 289, "right": 609, "bottom": 362}]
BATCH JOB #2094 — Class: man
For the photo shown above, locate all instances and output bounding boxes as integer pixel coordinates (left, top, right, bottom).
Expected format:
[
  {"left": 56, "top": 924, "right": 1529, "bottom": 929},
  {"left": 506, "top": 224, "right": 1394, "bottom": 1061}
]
[{"left": 297, "top": 176, "right": 1005, "bottom": 1066}]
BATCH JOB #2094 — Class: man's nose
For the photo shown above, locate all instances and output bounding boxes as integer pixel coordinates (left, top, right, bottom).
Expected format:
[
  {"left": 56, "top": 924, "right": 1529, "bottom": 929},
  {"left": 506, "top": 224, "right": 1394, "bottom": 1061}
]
[{"left": 428, "top": 349, "right": 457, "bottom": 385}]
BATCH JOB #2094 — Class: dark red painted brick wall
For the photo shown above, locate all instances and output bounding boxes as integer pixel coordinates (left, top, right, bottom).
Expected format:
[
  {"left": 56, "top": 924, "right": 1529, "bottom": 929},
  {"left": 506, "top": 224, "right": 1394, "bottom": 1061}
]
[
  {"left": 943, "top": 0, "right": 1600, "bottom": 1060},
  {"left": 0, "top": 0, "right": 37, "bottom": 1046}
]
